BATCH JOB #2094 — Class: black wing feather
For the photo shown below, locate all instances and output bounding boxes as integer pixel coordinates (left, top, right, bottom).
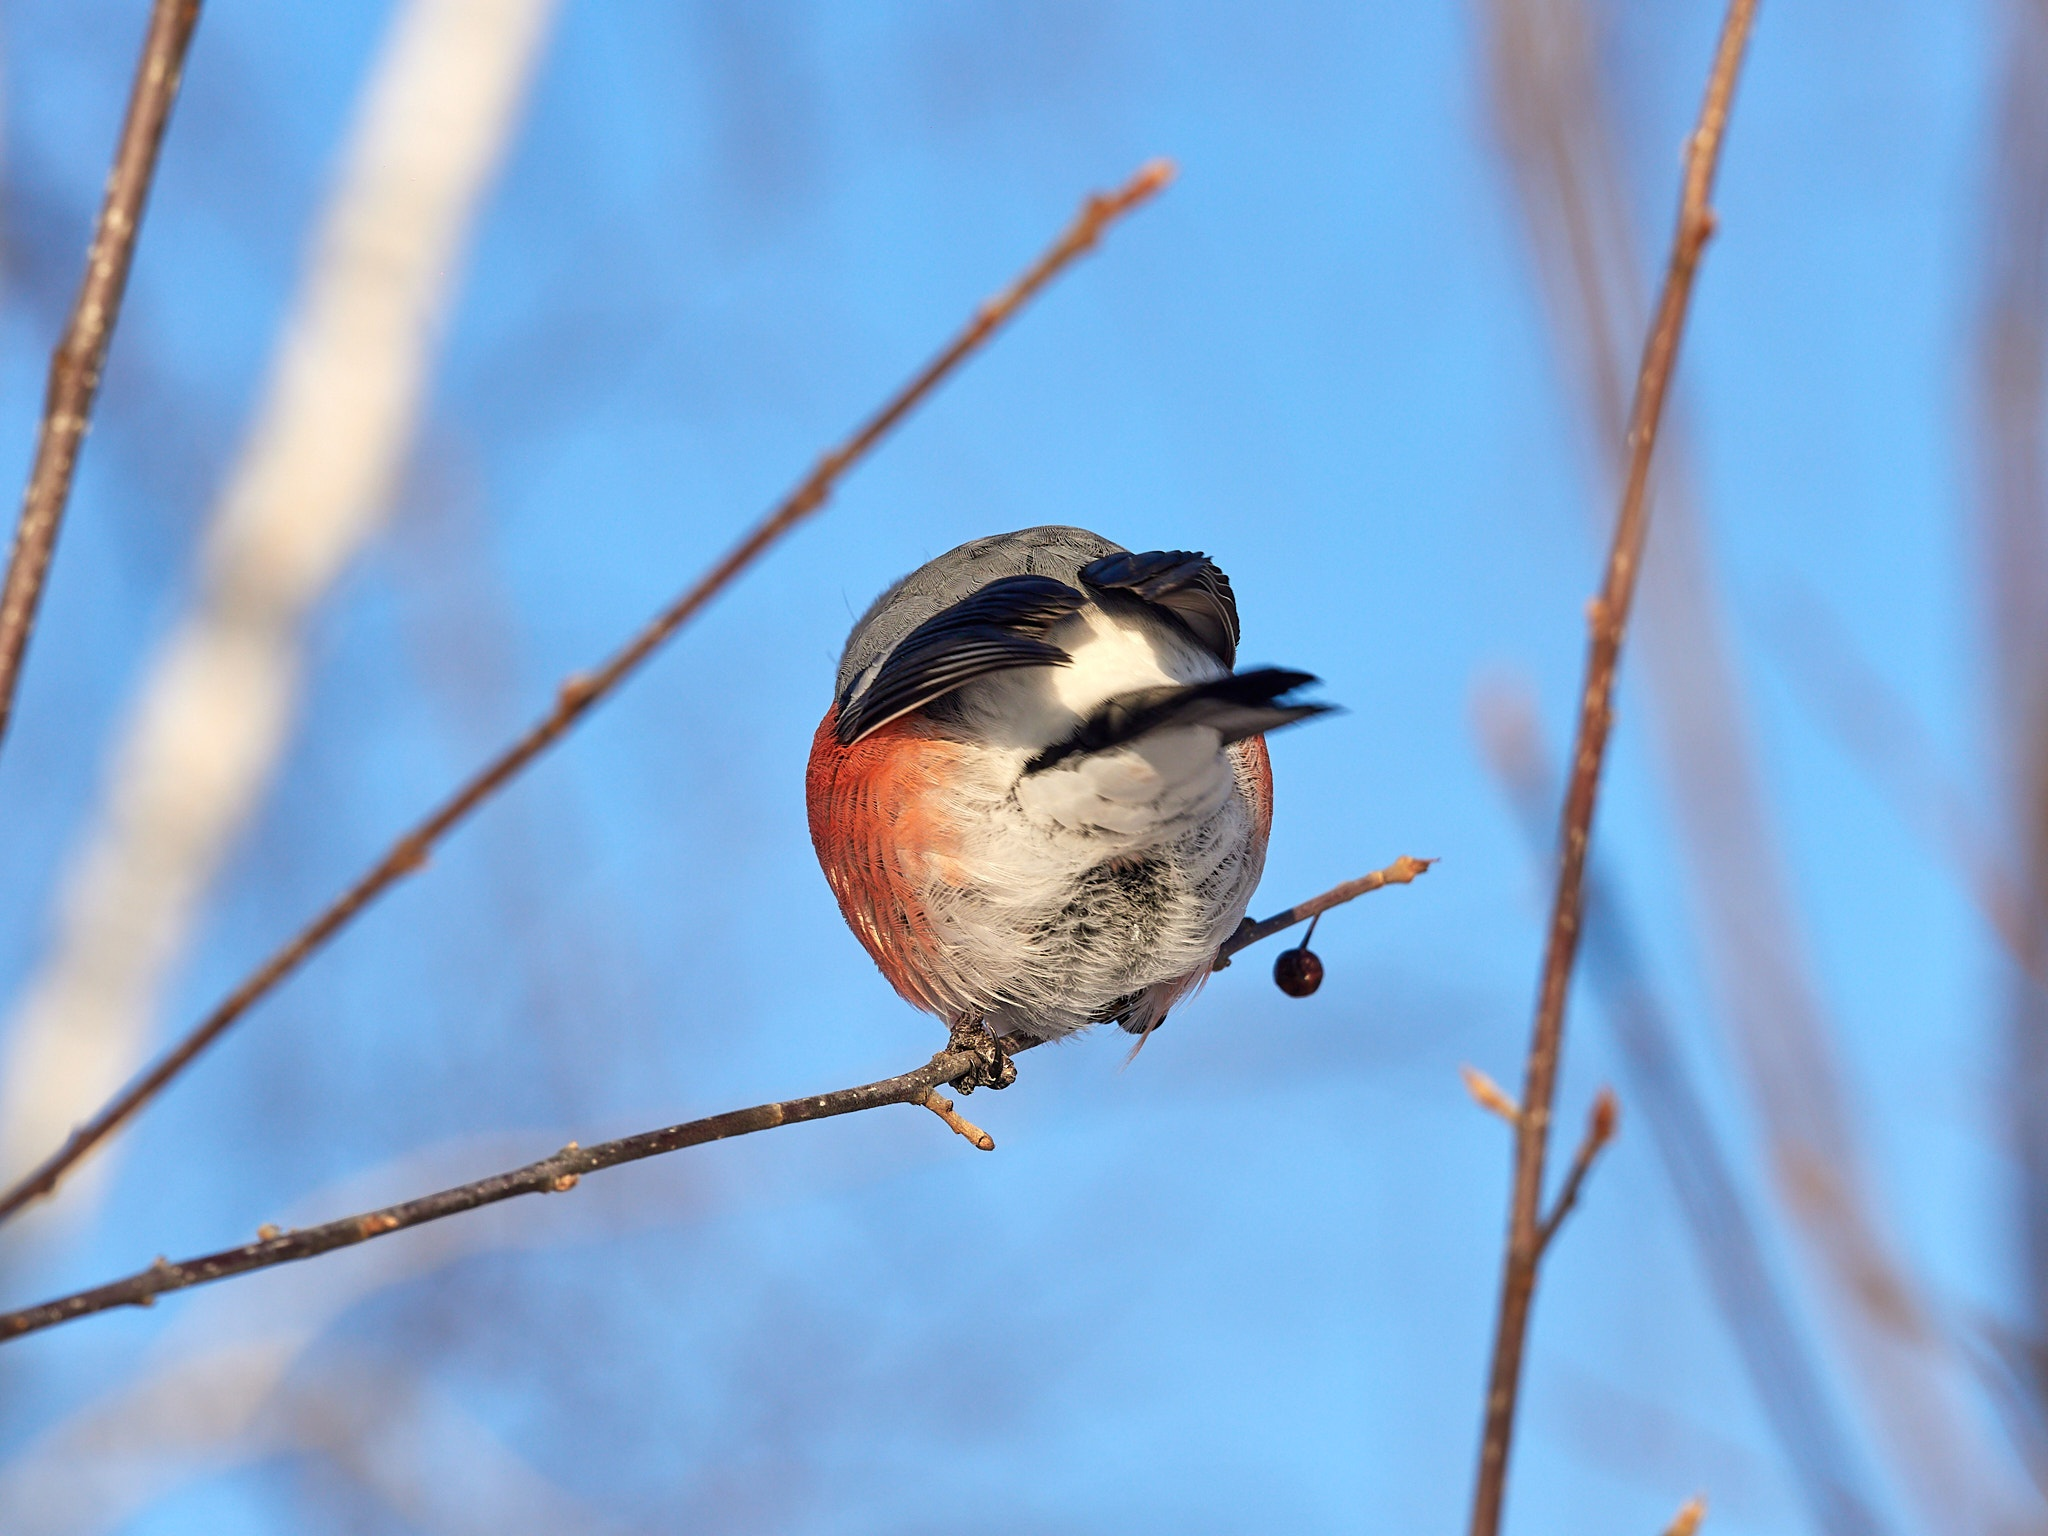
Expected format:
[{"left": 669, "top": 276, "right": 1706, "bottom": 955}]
[
  {"left": 834, "top": 574, "right": 1086, "bottom": 743},
  {"left": 1025, "top": 667, "right": 1329, "bottom": 773},
  {"left": 1079, "top": 549, "right": 1240, "bottom": 667}
]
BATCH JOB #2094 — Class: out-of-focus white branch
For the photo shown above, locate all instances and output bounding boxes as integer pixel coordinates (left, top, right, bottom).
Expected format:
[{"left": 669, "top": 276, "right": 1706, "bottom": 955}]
[
  {"left": 0, "top": 0, "right": 559, "bottom": 1203},
  {"left": 0, "top": 1352, "right": 627, "bottom": 1536},
  {"left": 295, "top": 1360, "right": 638, "bottom": 1536}
]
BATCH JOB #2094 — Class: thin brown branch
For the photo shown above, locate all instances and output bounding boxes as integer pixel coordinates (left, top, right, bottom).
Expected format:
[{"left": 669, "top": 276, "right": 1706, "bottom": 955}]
[
  {"left": 1768, "top": 593, "right": 2044, "bottom": 993},
  {"left": 1467, "top": 7, "right": 1758, "bottom": 1536},
  {"left": 1487, "top": 0, "right": 1997, "bottom": 1517},
  {"left": 1475, "top": 678, "right": 1894, "bottom": 1535},
  {"left": 0, "top": 1035, "right": 1017, "bottom": 1344},
  {"left": 0, "top": 0, "right": 201, "bottom": 754},
  {"left": 0, "top": 870, "right": 1344, "bottom": 1342},
  {"left": 0, "top": 159, "right": 1174, "bottom": 1229},
  {"left": 1211, "top": 854, "right": 1435, "bottom": 968},
  {"left": 1456, "top": 1066, "right": 1619, "bottom": 1252},
  {"left": 1535, "top": 1088, "right": 1619, "bottom": 1251}
]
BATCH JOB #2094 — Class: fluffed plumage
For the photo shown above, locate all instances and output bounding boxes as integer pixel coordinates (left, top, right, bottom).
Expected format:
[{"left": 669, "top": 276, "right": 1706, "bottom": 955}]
[{"left": 807, "top": 525, "right": 1326, "bottom": 1042}]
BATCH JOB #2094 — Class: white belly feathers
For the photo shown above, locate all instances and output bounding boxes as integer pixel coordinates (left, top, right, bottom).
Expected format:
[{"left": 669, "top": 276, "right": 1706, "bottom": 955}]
[{"left": 911, "top": 602, "right": 1263, "bottom": 1037}]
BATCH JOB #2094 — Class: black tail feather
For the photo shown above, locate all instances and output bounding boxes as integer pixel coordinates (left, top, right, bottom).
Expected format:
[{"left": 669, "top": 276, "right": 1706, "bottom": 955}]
[{"left": 1026, "top": 667, "right": 1331, "bottom": 773}]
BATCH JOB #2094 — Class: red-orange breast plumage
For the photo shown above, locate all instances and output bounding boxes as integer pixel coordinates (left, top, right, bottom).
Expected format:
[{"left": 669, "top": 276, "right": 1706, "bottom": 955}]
[{"left": 807, "top": 526, "right": 1324, "bottom": 1044}]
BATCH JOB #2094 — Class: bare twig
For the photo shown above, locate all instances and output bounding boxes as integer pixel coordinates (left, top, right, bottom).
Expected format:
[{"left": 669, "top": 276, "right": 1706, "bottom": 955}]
[
  {"left": 1459, "top": 1065, "right": 1619, "bottom": 1252},
  {"left": 1485, "top": 0, "right": 1999, "bottom": 1519},
  {"left": 0, "top": 159, "right": 1174, "bottom": 1228},
  {"left": 1212, "top": 854, "right": 1435, "bottom": 967},
  {"left": 0, "top": 1039, "right": 1012, "bottom": 1342},
  {"left": 0, "top": 0, "right": 201, "bottom": 753},
  {"left": 1535, "top": 1088, "right": 1618, "bottom": 1251},
  {"left": 0, "top": 0, "right": 561, "bottom": 1218},
  {"left": 1467, "top": 7, "right": 1758, "bottom": 1535},
  {"left": 0, "top": 876, "right": 1368, "bottom": 1343},
  {"left": 918, "top": 1090, "right": 994, "bottom": 1152},
  {"left": 0, "top": 878, "right": 1346, "bottom": 1342},
  {"left": 1478, "top": 678, "right": 1893, "bottom": 1536}
]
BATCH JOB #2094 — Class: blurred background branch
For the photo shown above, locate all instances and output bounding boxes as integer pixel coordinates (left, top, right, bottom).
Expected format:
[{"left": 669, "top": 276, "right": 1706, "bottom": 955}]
[
  {"left": 0, "top": 1136, "right": 663, "bottom": 1536},
  {"left": 1763, "top": 591, "right": 2038, "bottom": 993},
  {"left": 0, "top": 153, "right": 1172, "bottom": 1229},
  {"left": 0, "top": 0, "right": 561, "bottom": 1230},
  {"left": 1481, "top": 0, "right": 2024, "bottom": 1524},
  {"left": 0, "top": 2, "right": 2025, "bottom": 1531},
  {"left": 1477, "top": 677, "right": 1888, "bottom": 1535},
  {"left": 0, "top": 860, "right": 1422, "bottom": 1341},
  {"left": 1468, "top": 6, "right": 1755, "bottom": 1533},
  {"left": 1979, "top": 0, "right": 2048, "bottom": 1495}
]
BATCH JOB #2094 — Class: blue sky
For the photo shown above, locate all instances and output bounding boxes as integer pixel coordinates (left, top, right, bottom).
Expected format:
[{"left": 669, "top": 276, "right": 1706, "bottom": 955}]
[{"left": 0, "top": 3, "right": 2031, "bottom": 1533}]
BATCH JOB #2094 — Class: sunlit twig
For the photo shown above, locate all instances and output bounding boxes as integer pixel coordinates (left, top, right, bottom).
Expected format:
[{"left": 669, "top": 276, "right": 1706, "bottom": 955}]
[
  {"left": 1476, "top": 677, "right": 1892, "bottom": 1534},
  {"left": 0, "top": 869, "right": 1409, "bottom": 1342},
  {"left": 0, "top": 0, "right": 561, "bottom": 1223},
  {"left": 0, "top": 159, "right": 1175, "bottom": 1229},
  {"left": 1466, "top": 6, "right": 1758, "bottom": 1533},
  {"left": 0, "top": 0, "right": 201, "bottom": 753}
]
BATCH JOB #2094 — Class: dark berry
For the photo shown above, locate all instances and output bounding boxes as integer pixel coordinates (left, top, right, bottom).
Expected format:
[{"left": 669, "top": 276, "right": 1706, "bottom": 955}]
[{"left": 1273, "top": 946, "right": 1324, "bottom": 997}]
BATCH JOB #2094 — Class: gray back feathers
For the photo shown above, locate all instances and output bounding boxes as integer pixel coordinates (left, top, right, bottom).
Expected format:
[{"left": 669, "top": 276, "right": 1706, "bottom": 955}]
[{"left": 836, "top": 525, "right": 1125, "bottom": 702}]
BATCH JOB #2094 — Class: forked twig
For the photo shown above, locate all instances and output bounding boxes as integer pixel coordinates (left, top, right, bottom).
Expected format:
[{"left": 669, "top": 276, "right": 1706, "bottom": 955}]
[
  {"left": 0, "top": 874, "right": 1401, "bottom": 1343},
  {"left": 1457, "top": 1069, "right": 1618, "bottom": 1251},
  {"left": 0, "top": 0, "right": 202, "bottom": 754},
  {"left": 1466, "top": 6, "right": 1758, "bottom": 1535},
  {"left": 0, "top": 159, "right": 1174, "bottom": 1229},
  {"left": 1476, "top": 679, "right": 1892, "bottom": 1534},
  {"left": 1534, "top": 1088, "right": 1618, "bottom": 1251}
]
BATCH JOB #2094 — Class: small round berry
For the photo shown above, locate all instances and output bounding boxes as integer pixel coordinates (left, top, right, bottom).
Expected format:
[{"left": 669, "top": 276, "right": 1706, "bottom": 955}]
[{"left": 1273, "top": 946, "right": 1324, "bottom": 998}]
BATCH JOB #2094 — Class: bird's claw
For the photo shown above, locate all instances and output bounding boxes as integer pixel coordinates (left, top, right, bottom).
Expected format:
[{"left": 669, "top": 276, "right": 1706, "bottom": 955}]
[{"left": 945, "top": 1022, "right": 1016, "bottom": 1094}]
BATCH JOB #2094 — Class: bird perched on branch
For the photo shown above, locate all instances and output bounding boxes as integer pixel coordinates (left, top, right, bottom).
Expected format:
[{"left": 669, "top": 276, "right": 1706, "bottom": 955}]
[{"left": 807, "top": 525, "right": 1329, "bottom": 1089}]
